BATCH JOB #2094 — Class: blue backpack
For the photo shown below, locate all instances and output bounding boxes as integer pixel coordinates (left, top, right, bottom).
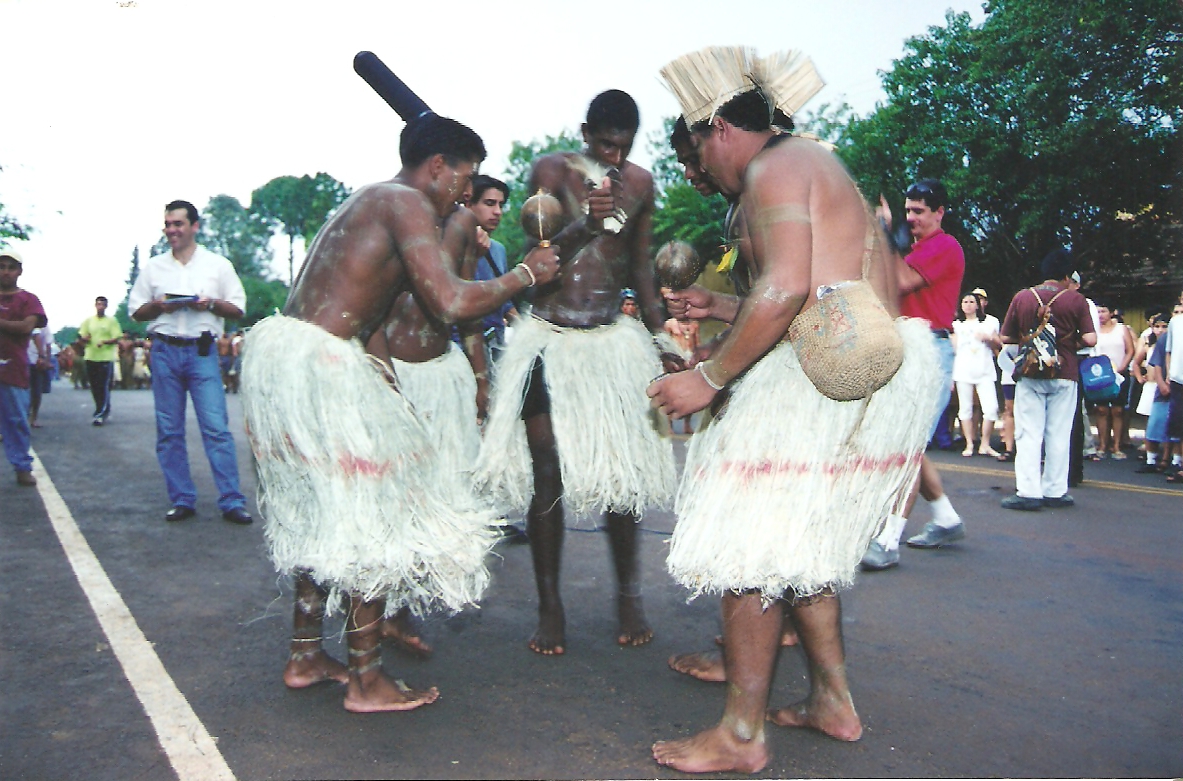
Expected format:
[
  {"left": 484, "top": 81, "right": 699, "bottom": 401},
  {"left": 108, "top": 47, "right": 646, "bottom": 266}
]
[{"left": 1080, "top": 355, "right": 1121, "bottom": 402}]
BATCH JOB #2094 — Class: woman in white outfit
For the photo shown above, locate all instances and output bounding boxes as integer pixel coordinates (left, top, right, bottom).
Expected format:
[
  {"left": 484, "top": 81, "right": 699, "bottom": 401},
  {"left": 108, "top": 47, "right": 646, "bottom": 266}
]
[{"left": 952, "top": 292, "right": 1001, "bottom": 457}]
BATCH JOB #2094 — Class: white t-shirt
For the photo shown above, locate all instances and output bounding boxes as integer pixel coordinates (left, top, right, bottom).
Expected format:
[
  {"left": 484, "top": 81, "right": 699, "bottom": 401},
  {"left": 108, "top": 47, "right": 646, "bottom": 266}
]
[{"left": 952, "top": 316, "right": 998, "bottom": 384}]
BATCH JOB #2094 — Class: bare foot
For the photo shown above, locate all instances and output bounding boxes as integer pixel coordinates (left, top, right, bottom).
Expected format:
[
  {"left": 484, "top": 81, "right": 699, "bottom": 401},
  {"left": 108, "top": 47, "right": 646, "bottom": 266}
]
[
  {"left": 617, "top": 594, "right": 653, "bottom": 647},
  {"left": 652, "top": 725, "right": 768, "bottom": 774},
  {"left": 668, "top": 651, "right": 725, "bottom": 682},
  {"left": 381, "top": 612, "right": 433, "bottom": 659},
  {"left": 343, "top": 671, "right": 439, "bottom": 713},
  {"left": 767, "top": 692, "right": 863, "bottom": 742},
  {"left": 528, "top": 606, "right": 565, "bottom": 655},
  {"left": 283, "top": 650, "right": 349, "bottom": 689}
]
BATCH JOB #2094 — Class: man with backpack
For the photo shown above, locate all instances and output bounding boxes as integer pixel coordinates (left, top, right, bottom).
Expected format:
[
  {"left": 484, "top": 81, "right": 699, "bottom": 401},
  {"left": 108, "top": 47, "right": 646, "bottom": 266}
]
[{"left": 999, "top": 249, "right": 1096, "bottom": 510}]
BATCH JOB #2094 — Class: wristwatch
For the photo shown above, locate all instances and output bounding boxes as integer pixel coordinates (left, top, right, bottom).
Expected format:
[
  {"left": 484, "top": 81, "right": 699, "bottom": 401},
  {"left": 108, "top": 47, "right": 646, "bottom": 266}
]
[{"left": 206, "top": 300, "right": 216, "bottom": 312}]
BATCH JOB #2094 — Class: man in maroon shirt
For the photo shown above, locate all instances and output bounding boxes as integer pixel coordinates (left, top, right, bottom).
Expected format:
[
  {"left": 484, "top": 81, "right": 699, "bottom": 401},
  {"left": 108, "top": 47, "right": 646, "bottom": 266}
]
[
  {"left": 863, "top": 179, "right": 966, "bottom": 571},
  {"left": 999, "top": 248, "right": 1096, "bottom": 510},
  {"left": 0, "top": 249, "right": 48, "bottom": 486}
]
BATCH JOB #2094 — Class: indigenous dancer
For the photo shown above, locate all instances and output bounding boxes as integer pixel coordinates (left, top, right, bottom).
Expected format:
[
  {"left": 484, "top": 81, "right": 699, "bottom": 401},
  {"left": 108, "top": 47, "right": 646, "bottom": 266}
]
[
  {"left": 473, "top": 90, "right": 678, "bottom": 655},
  {"left": 364, "top": 201, "right": 491, "bottom": 658},
  {"left": 648, "top": 47, "right": 943, "bottom": 773},
  {"left": 662, "top": 115, "right": 799, "bottom": 686},
  {"left": 240, "top": 113, "right": 558, "bottom": 713}
]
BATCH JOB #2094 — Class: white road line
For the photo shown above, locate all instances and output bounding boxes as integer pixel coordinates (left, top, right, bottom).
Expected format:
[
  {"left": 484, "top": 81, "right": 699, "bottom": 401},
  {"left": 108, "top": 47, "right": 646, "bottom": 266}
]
[{"left": 30, "top": 451, "right": 236, "bottom": 781}]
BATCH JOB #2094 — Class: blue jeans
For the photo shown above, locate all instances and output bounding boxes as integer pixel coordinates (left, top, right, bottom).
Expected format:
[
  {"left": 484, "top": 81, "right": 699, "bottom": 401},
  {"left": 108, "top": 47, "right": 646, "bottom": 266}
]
[
  {"left": 150, "top": 340, "right": 245, "bottom": 512},
  {"left": 0, "top": 381, "right": 33, "bottom": 472},
  {"left": 928, "top": 335, "right": 956, "bottom": 440}
]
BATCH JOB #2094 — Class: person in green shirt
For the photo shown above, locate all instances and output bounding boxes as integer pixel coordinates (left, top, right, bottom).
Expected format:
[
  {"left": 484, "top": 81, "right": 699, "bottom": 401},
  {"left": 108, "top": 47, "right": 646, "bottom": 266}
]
[{"left": 78, "top": 295, "right": 122, "bottom": 425}]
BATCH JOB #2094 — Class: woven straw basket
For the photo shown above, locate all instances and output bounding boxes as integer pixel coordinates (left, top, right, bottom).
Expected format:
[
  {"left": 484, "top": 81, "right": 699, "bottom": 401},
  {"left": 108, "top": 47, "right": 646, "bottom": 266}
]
[{"left": 787, "top": 281, "right": 904, "bottom": 401}]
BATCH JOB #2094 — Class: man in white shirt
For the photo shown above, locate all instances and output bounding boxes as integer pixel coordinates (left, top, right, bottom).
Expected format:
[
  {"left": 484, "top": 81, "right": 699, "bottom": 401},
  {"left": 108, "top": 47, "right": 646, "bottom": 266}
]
[{"left": 128, "top": 199, "right": 251, "bottom": 525}]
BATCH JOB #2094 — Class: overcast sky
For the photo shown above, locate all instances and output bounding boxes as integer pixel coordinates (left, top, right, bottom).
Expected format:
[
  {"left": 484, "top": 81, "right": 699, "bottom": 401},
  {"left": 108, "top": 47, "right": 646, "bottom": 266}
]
[{"left": 0, "top": 0, "right": 985, "bottom": 329}]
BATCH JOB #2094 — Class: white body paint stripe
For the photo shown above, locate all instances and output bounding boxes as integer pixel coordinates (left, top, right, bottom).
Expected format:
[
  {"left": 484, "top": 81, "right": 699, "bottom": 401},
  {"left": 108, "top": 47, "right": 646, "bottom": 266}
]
[{"left": 30, "top": 452, "right": 236, "bottom": 781}]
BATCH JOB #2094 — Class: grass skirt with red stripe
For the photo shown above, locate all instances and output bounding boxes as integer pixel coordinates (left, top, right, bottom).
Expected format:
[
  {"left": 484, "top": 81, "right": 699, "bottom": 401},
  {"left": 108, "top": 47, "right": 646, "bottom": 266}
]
[
  {"left": 241, "top": 315, "right": 497, "bottom": 617},
  {"left": 668, "top": 317, "right": 942, "bottom": 601}
]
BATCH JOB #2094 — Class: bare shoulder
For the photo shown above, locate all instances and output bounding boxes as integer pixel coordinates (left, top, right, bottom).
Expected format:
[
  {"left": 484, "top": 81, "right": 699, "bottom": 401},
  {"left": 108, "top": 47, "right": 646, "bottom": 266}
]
[
  {"left": 530, "top": 153, "right": 574, "bottom": 189},
  {"left": 751, "top": 137, "right": 832, "bottom": 185},
  {"left": 350, "top": 180, "right": 431, "bottom": 217},
  {"left": 621, "top": 160, "right": 655, "bottom": 197}
]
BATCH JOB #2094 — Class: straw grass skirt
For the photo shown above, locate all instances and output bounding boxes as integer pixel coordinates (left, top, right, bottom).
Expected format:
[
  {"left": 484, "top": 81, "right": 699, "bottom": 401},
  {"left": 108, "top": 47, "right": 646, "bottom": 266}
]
[
  {"left": 668, "top": 317, "right": 942, "bottom": 601},
  {"left": 474, "top": 315, "right": 676, "bottom": 518},
  {"left": 241, "top": 315, "right": 497, "bottom": 617},
  {"left": 391, "top": 343, "right": 481, "bottom": 476}
]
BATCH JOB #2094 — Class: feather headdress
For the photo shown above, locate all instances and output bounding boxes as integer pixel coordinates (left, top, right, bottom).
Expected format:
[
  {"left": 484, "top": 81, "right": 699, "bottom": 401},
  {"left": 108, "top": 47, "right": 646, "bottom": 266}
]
[{"left": 660, "top": 46, "right": 824, "bottom": 127}]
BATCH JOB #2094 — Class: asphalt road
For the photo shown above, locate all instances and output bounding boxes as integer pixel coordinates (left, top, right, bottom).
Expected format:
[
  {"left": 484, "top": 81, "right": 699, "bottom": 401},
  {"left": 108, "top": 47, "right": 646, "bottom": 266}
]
[{"left": 1, "top": 380, "right": 1180, "bottom": 780}]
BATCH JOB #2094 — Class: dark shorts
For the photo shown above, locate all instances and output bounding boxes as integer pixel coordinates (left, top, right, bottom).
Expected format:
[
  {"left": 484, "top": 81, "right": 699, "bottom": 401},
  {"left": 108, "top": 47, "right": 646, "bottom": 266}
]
[
  {"left": 521, "top": 357, "right": 550, "bottom": 419},
  {"left": 1169, "top": 381, "right": 1183, "bottom": 441},
  {"left": 1002, "top": 384, "right": 1015, "bottom": 401}
]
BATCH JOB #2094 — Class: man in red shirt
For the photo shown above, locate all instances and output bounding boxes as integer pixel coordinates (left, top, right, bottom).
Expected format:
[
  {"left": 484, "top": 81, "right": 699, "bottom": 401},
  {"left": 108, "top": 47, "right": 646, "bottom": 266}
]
[
  {"left": 999, "top": 249, "right": 1096, "bottom": 509},
  {"left": 863, "top": 179, "right": 967, "bottom": 571},
  {"left": 0, "top": 249, "right": 48, "bottom": 487}
]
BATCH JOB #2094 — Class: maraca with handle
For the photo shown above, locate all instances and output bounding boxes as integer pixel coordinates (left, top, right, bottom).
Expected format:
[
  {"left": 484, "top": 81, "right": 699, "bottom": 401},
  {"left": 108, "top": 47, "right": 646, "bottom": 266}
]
[
  {"left": 520, "top": 189, "right": 564, "bottom": 248},
  {"left": 654, "top": 240, "right": 705, "bottom": 291}
]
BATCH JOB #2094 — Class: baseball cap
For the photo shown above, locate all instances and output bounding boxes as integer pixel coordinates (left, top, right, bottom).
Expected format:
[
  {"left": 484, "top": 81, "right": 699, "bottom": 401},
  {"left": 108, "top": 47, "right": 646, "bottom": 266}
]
[
  {"left": 971, "top": 287, "right": 987, "bottom": 298},
  {"left": 0, "top": 248, "right": 23, "bottom": 265}
]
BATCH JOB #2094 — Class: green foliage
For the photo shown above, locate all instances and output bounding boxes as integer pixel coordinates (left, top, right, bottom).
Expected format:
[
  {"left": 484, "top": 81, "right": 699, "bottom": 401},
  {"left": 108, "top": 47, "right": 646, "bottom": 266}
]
[
  {"left": 114, "top": 246, "right": 147, "bottom": 337},
  {"left": 240, "top": 275, "right": 290, "bottom": 327},
  {"left": 652, "top": 184, "right": 729, "bottom": 264},
  {"left": 251, "top": 173, "right": 351, "bottom": 283},
  {"left": 0, "top": 164, "right": 33, "bottom": 242},
  {"left": 648, "top": 116, "right": 685, "bottom": 196},
  {"left": 54, "top": 326, "right": 79, "bottom": 347},
  {"left": 496, "top": 132, "right": 582, "bottom": 263},
  {"left": 200, "top": 195, "right": 274, "bottom": 278},
  {"left": 835, "top": 1, "right": 1182, "bottom": 304}
]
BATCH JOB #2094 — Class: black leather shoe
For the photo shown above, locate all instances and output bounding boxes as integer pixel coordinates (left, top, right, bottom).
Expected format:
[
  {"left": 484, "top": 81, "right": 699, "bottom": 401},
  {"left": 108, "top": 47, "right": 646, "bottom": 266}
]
[
  {"left": 222, "top": 507, "right": 253, "bottom": 525},
  {"left": 166, "top": 506, "right": 196, "bottom": 522}
]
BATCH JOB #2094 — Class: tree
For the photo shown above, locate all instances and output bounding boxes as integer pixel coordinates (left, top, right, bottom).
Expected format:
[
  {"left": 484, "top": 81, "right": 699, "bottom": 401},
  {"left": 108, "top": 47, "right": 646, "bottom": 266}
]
[
  {"left": 0, "top": 164, "right": 33, "bottom": 242},
  {"left": 834, "top": 1, "right": 1182, "bottom": 305},
  {"left": 199, "top": 194, "right": 275, "bottom": 278},
  {"left": 114, "top": 246, "right": 147, "bottom": 337},
  {"left": 54, "top": 326, "right": 79, "bottom": 347},
  {"left": 251, "top": 173, "right": 351, "bottom": 283}
]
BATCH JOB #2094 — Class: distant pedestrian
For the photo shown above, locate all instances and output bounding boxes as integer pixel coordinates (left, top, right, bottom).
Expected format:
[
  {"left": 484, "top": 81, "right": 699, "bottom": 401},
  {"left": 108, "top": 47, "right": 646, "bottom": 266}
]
[
  {"left": 78, "top": 296, "right": 121, "bottom": 426},
  {"left": 0, "top": 249, "right": 48, "bottom": 486},
  {"left": 999, "top": 249, "right": 1096, "bottom": 510}
]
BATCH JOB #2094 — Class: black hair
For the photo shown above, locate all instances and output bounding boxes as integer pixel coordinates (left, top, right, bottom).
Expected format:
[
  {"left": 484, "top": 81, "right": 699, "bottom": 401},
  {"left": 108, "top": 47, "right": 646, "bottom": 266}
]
[
  {"left": 165, "top": 200, "right": 200, "bottom": 224},
  {"left": 905, "top": 179, "right": 947, "bottom": 212},
  {"left": 469, "top": 174, "right": 509, "bottom": 204},
  {"left": 1040, "top": 248, "right": 1076, "bottom": 281},
  {"left": 586, "top": 90, "right": 640, "bottom": 133},
  {"left": 957, "top": 291, "right": 985, "bottom": 322},
  {"left": 689, "top": 90, "right": 795, "bottom": 135},
  {"left": 670, "top": 116, "right": 691, "bottom": 149},
  {"left": 399, "top": 114, "right": 487, "bottom": 168},
  {"left": 95, "top": 296, "right": 109, "bottom": 304}
]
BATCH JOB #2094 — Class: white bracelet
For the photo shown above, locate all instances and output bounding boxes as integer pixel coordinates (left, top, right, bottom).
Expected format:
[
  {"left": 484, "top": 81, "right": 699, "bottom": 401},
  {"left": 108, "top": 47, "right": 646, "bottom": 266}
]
[
  {"left": 517, "top": 263, "right": 537, "bottom": 287},
  {"left": 696, "top": 361, "right": 725, "bottom": 391}
]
